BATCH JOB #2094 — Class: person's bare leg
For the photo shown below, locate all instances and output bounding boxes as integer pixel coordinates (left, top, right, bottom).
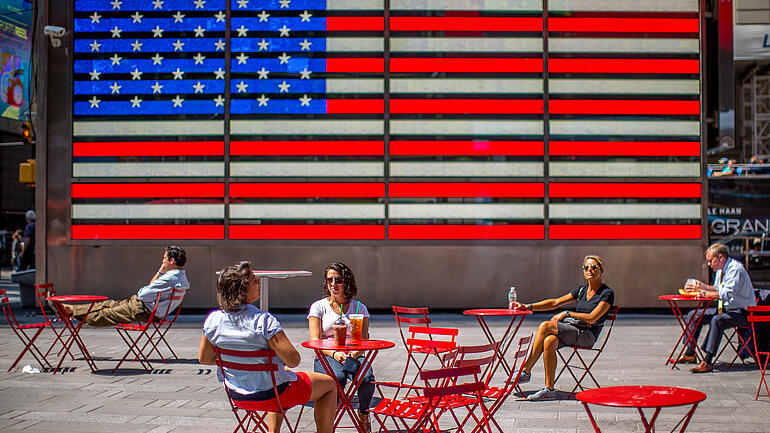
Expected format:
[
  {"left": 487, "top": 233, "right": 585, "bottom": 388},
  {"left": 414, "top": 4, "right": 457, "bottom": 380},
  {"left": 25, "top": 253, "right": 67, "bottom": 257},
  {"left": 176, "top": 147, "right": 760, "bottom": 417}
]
[
  {"left": 523, "top": 321, "right": 558, "bottom": 373},
  {"left": 307, "top": 371, "right": 337, "bottom": 433},
  {"left": 543, "top": 334, "right": 559, "bottom": 389},
  {"left": 268, "top": 412, "right": 283, "bottom": 433}
]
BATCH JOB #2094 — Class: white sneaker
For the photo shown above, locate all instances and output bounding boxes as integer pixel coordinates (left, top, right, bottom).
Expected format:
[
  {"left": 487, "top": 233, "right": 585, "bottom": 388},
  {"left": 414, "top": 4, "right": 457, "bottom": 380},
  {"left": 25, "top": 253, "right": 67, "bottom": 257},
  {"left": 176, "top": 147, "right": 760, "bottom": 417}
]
[
  {"left": 526, "top": 387, "right": 557, "bottom": 401},
  {"left": 517, "top": 370, "right": 531, "bottom": 384}
]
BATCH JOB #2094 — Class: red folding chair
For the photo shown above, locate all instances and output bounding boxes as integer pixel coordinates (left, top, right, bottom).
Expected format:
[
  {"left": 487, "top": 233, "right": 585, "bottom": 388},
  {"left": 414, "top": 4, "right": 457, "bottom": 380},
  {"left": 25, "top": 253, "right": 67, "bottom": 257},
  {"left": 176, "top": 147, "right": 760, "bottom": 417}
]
[
  {"left": 137, "top": 286, "right": 186, "bottom": 362},
  {"left": 748, "top": 305, "right": 770, "bottom": 400},
  {"left": 555, "top": 306, "right": 619, "bottom": 396},
  {"left": 714, "top": 326, "right": 754, "bottom": 368},
  {"left": 213, "top": 346, "right": 306, "bottom": 433},
  {"left": 112, "top": 292, "right": 164, "bottom": 372},
  {"left": 33, "top": 283, "right": 74, "bottom": 361},
  {"left": 0, "top": 289, "right": 53, "bottom": 371}
]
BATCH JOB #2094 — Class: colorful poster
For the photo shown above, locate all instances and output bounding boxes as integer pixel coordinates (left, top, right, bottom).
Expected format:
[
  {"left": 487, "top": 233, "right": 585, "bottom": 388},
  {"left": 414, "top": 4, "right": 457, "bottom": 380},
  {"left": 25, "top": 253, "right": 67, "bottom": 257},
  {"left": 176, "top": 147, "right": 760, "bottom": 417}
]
[{"left": 0, "top": 0, "right": 31, "bottom": 121}]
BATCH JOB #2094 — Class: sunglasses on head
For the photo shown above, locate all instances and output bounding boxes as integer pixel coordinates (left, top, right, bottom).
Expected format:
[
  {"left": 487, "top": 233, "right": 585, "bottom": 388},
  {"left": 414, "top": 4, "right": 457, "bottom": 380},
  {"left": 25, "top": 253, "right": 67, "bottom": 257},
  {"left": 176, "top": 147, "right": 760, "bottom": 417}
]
[
  {"left": 326, "top": 277, "right": 344, "bottom": 285},
  {"left": 582, "top": 264, "right": 600, "bottom": 271}
]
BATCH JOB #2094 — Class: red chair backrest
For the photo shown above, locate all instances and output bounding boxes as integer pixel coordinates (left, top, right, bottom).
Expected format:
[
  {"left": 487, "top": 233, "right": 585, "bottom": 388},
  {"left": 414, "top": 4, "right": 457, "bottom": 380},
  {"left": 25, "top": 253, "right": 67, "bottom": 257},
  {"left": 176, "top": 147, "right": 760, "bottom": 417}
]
[
  {"left": 157, "top": 286, "right": 186, "bottom": 322},
  {"left": 406, "top": 325, "right": 459, "bottom": 354},
  {"left": 593, "top": 306, "right": 620, "bottom": 351},
  {"left": 445, "top": 340, "right": 501, "bottom": 386},
  {"left": 748, "top": 305, "right": 770, "bottom": 323},
  {"left": 0, "top": 289, "right": 22, "bottom": 329},
  {"left": 34, "top": 283, "right": 56, "bottom": 322},
  {"left": 420, "top": 364, "right": 484, "bottom": 399},
  {"left": 393, "top": 306, "right": 432, "bottom": 326}
]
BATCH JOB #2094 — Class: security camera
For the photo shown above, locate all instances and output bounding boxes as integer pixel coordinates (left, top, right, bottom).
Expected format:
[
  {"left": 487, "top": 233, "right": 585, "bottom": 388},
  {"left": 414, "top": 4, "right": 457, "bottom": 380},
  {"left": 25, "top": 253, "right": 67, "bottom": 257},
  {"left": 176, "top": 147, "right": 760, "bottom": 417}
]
[{"left": 44, "top": 25, "right": 67, "bottom": 47}]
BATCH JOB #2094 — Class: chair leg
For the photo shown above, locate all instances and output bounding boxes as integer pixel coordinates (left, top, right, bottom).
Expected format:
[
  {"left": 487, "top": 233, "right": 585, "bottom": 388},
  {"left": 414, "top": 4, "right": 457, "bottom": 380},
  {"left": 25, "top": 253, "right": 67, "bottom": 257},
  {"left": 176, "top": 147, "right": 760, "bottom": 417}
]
[
  {"left": 113, "top": 329, "right": 153, "bottom": 373},
  {"left": 8, "top": 327, "right": 49, "bottom": 371},
  {"left": 757, "top": 353, "right": 770, "bottom": 400}
]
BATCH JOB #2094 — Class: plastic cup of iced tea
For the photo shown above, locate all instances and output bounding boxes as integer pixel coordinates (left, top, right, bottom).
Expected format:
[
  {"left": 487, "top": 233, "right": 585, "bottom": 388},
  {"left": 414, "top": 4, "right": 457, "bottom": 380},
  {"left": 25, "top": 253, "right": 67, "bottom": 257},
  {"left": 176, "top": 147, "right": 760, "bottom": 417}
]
[{"left": 349, "top": 314, "right": 364, "bottom": 341}]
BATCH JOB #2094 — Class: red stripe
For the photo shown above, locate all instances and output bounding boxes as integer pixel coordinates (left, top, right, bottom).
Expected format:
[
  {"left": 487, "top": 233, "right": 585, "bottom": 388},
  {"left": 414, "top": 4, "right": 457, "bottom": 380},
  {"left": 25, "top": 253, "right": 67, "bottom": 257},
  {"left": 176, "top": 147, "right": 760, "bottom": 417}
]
[
  {"left": 549, "top": 224, "right": 701, "bottom": 240},
  {"left": 549, "top": 100, "right": 700, "bottom": 115},
  {"left": 73, "top": 141, "right": 224, "bottom": 157},
  {"left": 72, "top": 183, "right": 225, "bottom": 198},
  {"left": 390, "top": 58, "right": 543, "bottom": 73},
  {"left": 390, "top": 141, "right": 544, "bottom": 156},
  {"left": 230, "top": 183, "right": 385, "bottom": 198},
  {"left": 326, "top": 99, "right": 384, "bottom": 114},
  {"left": 326, "top": 17, "right": 384, "bottom": 31},
  {"left": 549, "top": 141, "right": 700, "bottom": 156},
  {"left": 230, "top": 141, "right": 384, "bottom": 156},
  {"left": 549, "top": 183, "right": 701, "bottom": 198},
  {"left": 71, "top": 225, "right": 224, "bottom": 240},
  {"left": 390, "top": 183, "right": 544, "bottom": 198},
  {"left": 230, "top": 225, "right": 385, "bottom": 240},
  {"left": 548, "top": 18, "right": 699, "bottom": 33},
  {"left": 549, "top": 59, "right": 699, "bottom": 74},
  {"left": 390, "top": 17, "right": 543, "bottom": 32},
  {"left": 326, "top": 58, "right": 384, "bottom": 73},
  {"left": 389, "top": 225, "right": 544, "bottom": 240},
  {"left": 389, "top": 99, "right": 543, "bottom": 114}
]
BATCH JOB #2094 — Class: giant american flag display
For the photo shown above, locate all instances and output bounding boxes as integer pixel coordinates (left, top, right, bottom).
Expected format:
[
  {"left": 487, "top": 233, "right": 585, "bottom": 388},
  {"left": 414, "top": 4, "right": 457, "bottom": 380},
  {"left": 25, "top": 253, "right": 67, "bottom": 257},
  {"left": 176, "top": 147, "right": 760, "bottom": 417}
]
[{"left": 71, "top": 0, "right": 702, "bottom": 240}]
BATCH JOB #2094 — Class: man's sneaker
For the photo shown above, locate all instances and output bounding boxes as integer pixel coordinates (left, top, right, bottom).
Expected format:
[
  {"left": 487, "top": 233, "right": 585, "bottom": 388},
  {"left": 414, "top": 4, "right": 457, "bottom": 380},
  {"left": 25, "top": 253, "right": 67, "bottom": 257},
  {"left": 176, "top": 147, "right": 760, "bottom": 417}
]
[
  {"left": 526, "top": 387, "right": 557, "bottom": 401},
  {"left": 517, "top": 370, "right": 531, "bottom": 384}
]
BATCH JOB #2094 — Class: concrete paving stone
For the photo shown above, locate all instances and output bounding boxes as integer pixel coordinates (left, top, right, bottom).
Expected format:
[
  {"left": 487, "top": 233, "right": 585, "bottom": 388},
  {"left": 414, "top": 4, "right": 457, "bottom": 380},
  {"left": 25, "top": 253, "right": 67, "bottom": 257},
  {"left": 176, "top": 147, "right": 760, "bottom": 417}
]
[
  {"left": 146, "top": 426, "right": 176, "bottom": 433},
  {"left": 146, "top": 415, "right": 233, "bottom": 427},
  {"left": 0, "top": 410, "right": 26, "bottom": 419},
  {"left": 99, "top": 404, "right": 220, "bottom": 418},
  {"left": 4, "top": 419, "right": 41, "bottom": 431}
]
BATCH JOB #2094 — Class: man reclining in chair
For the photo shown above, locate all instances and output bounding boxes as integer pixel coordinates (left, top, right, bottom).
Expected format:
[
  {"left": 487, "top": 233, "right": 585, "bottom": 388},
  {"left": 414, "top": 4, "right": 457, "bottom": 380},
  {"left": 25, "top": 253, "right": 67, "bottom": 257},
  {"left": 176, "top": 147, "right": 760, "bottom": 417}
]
[{"left": 64, "top": 246, "right": 189, "bottom": 326}]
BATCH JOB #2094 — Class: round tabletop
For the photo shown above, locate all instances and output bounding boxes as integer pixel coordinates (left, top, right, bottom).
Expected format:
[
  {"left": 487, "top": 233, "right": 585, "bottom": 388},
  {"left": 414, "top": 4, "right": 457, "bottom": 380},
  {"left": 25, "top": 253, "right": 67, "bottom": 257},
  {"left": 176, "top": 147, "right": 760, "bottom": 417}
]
[
  {"left": 658, "top": 295, "right": 716, "bottom": 302},
  {"left": 577, "top": 385, "right": 706, "bottom": 408},
  {"left": 463, "top": 308, "right": 533, "bottom": 317},
  {"left": 46, "top": 295, "right": 108, "bottom": 302},
  {"left": 301, "top": 338, "right": 395, "bottom": 351}
]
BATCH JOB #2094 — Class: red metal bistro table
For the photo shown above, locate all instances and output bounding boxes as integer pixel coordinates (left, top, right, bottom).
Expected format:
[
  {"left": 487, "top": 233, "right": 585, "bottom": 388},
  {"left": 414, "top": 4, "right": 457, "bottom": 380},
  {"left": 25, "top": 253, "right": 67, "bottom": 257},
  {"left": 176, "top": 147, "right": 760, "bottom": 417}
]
[
  {"left": 658, "top": 294, "right": 717, "bottom": 369},
  {"left": 463, "top": 309, "right": 532, "bottom": 378},
  {"left": 302, "top": 338, "right": 395, "bottom": 433},
  {"left": 46, "top": 295, "right": 108, "bottom": 373},
  {"left": 577, "top": 385, "right": 706, "bottom": 433}
]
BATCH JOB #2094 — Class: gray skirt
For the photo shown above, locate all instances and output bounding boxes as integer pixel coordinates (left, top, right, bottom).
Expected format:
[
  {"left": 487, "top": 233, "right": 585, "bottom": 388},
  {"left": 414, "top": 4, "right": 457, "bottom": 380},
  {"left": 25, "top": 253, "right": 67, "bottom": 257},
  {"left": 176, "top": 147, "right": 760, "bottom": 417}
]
[{"left": 557, "top": 321, "right": 597, "bottom": 349}]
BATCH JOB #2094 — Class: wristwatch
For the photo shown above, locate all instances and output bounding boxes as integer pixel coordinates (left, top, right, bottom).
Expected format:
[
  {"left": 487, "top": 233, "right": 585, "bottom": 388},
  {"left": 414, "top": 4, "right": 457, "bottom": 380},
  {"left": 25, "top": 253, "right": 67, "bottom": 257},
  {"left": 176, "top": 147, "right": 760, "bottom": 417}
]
[
  {"left": 565, "top": 311, "right": 570, "bottom": 318},
  {"left": 700, "top": 290, "right": 707, "bottom": 297}
]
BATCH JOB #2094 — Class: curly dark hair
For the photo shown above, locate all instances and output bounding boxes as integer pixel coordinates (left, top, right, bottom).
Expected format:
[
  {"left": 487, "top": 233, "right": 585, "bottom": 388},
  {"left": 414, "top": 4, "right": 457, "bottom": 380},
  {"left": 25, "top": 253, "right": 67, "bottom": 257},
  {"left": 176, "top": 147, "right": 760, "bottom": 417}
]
[
  {"left": 322, "top": 262, "right": 358, "bottom": 301},
  {"left": 216, "top": 261, "right": 253, "bottom": 312},
  {"left": 165, "top": 245, "right": 187, "bottom": 267}
]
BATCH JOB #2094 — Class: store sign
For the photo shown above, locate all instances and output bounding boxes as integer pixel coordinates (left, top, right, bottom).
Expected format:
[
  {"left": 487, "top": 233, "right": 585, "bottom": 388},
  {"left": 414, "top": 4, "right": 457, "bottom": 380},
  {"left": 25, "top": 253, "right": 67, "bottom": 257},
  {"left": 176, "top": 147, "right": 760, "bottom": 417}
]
[
  {"left": 708, "top": 178, "right": 770, "bottom": 236},
  {"left": 735, "top": 25, "right": 770, "bottom": 60}
]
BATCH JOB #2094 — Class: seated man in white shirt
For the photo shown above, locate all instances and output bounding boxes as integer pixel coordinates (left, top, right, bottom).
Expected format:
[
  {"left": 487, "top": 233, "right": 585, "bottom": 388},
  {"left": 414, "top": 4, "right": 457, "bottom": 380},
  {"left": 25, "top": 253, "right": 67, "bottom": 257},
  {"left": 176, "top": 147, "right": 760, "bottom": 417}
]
[{"left": 64, "top": 246, "right": 190, "bottom": 326}]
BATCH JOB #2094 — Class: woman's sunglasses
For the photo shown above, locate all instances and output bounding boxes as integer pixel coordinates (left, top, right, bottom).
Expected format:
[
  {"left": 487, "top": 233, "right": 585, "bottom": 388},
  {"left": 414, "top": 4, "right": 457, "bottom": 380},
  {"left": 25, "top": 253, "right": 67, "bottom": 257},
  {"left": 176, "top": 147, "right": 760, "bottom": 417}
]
[
  {"left": 326, "top": 277, "right": 345, "bottom": 285},
  {"left": 582, "top": 264, "right": 600, "bottom": 271}
]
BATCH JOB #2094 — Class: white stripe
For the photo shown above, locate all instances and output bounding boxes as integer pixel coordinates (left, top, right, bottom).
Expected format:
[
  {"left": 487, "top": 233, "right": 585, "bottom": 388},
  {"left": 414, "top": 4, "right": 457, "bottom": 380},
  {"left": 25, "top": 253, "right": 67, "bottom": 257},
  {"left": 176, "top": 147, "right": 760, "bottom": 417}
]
[
  {"left": 550, "top": 38, "right": 699, "bottom": 54},
  {"left": 73, "top": 121, "right": 223, "bottom": 136},
  {"left": 549, "top": 203, "right": 700, "bottom": 219},
  {"left": 390, "top": 162, "right": 543, "bottom": 177},
  {"left": 549, "top": 162, "right": 700, "bottom": 177},
  {"left": 391, "top": 120, "right": 543, "bottom": 135},
  {"left": 230, "top": 204, "right": 384, "bottom": 219},
  {"left": 391, "top": 0, "right": 543, "bottom": 11},
  {"left": 71, "top": 204, "right": 224, "bottom": 219},
  {"left": 326, "top": 38, "right": 383, "bottom": 52},
  {"left": 548, "top": 0, "right": 698, "bottom": 12},
  {"left": 230, "top": 162, "right": 384, "bottom": 177},
  {"left": 549, "top": 79, "right": 699, "bottom": 95},
  {"left": 549, "top": 120, "right": 700, "bottom": 136},
  {"left": 327, "top": 0, "right": 383, "bottom": 10},
  {"left": 327, "top": 79, "right": 383, "bottom": 93},
  {"left": 390, "top": 38, "right": 542, "bottom": 53},
  {"left": 391, "top": 78, "right": 542, "bottom": 94},
  {"left": 72, "top": 162, "right": 224, "bottom": 177},
  {"left": 390, "top": 203, "right": 543, "bottom": 219},
  {"left": 230, "top": 120, "right": 383, "bottom": 135}
]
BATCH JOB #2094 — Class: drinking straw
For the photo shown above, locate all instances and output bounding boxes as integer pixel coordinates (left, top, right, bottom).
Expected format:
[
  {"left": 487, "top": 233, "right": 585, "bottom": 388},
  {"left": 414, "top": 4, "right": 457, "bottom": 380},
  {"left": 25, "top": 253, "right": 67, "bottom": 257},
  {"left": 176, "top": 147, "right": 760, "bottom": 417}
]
[{"left": 356, "top": 300, "right": 360, "bottom": 314}]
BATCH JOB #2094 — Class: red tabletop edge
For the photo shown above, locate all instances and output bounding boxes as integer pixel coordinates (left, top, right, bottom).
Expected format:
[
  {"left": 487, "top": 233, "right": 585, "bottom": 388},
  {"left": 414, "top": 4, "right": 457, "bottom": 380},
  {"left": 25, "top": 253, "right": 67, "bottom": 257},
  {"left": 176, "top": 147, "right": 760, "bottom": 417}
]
[
  {"left": 658, "top": 295, "right": 717, "bottom": 301},
  {"left": 301, "top": 339, "right": 395, "bottom": 351},
  {"left": 577, "top": 385, "right": 706, "bottom": 408},
  {"left": 463, "top": 309, "right": 533, "bottom": 317},
  {"left": 47, "top": 295, "right": 108, "bottom": 302}
]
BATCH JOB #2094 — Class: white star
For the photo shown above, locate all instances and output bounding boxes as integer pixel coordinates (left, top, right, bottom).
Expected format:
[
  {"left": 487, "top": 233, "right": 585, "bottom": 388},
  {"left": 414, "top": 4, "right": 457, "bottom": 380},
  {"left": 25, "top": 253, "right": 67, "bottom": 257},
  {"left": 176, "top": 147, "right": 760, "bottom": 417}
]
[
  {"left": 237, "top": 0, "right": 248, "bottom": 8},
  {"left": 90, "top": 12, "right": 101, "bottom": 23},
  {"left": 110, "top": 82, "right": 121, "bottom": 94},
  {"left": 299, "top": 94, "right": 312, "bottom": 106},
  {"left": 279, "top": 25, "right": 290, "bottom": 37},
  {"left": 110, "top": 0, "right": 122, "bottom": 10},
  {"left": 131, "top": 39, "right": 143, "bottom": 51},
  {"left": 258, "top": 10, "right": 270, "bottom": 22},
  {"left": 172, "top": 68, "right": 184, "bottom": 79},
  {"left": 110, "top": 26, "right": 122, "bottom": 38},
  {"left": 151, "top": 53, "right": 163, "bottom": 65},
  {"left": 193, "top": 81, "right": 205, "bottom": 93},
  {"left": 299, "top": 39, "right": 311, "bottom": 50},
  {"left": 152, "top": 0, "right": 164, "bottom": 9},
  {"left": 279, "top": 0, "right": 290, "bottom": 8},
  {"left": 172, "top": 11, "right": 185, "bottom": 22},
  {"left": 194, "top": 0, "right": 206, "bottom": 8},
  {"left": 278, "top": 80, "right": 290, "bottom": 93},
  {"left": 236, "top": 52, "right": 249, "bottom": 64},
  {"left": 236, "top": 25, "right": 248, "bottom": 37},
  {"left": 88, "top": 96, "right": 100, "bottom": 108},
  {"left": 194, "top": 25, "right": 205, "bottom": 37},
  {"left": 172, "top": 95, "right": 184, "bottom": 107},
  {"left": 89, "top": 40, "right": 101, "bottom": 52},
  {"left": 257, "top": 94, "right": 269, "bottom": 106},
  {"left": 236, "top": 81, "right": 248, "bottom": 93},
  {"left": 151, "top": 82, "right": 163, "bottom": 94},
  {"left": 278, "top": 52, "right": 290, "bottom": 64},
  {"left": 173, "top": 39, "right": 185, "bottom": 51},
  {"left": 299, "top": 67, "right": 311, "bottom": 79},
  {"left": 213, "top": 95, "right": 225, "bottom": 107},
  {"left": 131, "top": 11, "right": 142, "bottom": 23},
  {"left": 152, "top": 25, "right": 164, "bottom": 37},
  {"left": 214, "top": 67, "right": 225, "bottom": 79},
  {"left": 130, "top": 95, "right": 142, "bottom": 108},
  {"left": 299, "top": 10, "right": 312, "bottom": 22},
  {"left": 257, "top": 38, "right": 269, "bottom": 51},
  {"left": 214, "top": 11, "right": 226, "bottom": 22},
  {"left": 110, "top": 53, "right": 122, "bottom": 65},
  {"left": 193, "top": 53, "right": 206, "bottom": 64},
  {"left": 89, "top": 70, "right": 101, "bottom": 80},
  {"left": 257, "top": 67, "right": 269, "bottom": 79},
  {"left": 130, "top": 68, "right": 142, "bottom": 80},
  {"left": 214, "top": 39, "right": 225, "bottom": 51}
]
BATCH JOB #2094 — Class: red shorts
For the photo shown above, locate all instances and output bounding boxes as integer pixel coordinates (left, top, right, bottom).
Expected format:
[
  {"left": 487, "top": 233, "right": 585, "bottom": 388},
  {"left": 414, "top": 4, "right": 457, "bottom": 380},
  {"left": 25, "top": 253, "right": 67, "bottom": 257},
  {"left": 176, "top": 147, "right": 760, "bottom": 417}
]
[{"left": 233, "top": 372, "right": 312, "bottom": 412}]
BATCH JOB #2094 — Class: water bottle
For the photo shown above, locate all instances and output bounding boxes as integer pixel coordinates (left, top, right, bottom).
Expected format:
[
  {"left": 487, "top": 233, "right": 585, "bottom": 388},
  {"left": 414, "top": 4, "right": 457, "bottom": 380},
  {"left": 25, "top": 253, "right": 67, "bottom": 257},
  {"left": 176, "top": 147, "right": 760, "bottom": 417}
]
[{"left": 508, "top": 286, "right": 517, "bottom": 310}]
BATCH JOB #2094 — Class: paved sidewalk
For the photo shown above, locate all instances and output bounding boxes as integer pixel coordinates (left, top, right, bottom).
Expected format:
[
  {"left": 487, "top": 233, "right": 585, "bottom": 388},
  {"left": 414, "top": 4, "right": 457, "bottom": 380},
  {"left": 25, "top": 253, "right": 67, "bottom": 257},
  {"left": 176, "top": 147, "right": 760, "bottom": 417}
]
[{"left": 0, "top": 304, "right": 768, "bottom": 432}]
